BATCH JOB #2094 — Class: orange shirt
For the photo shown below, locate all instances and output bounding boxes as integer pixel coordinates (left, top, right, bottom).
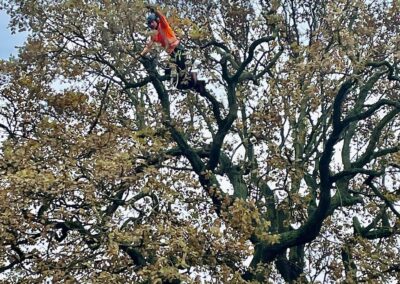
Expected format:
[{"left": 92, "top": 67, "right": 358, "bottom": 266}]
[{"left": 151, "top": 12, "right": 180, "bottom": 54}]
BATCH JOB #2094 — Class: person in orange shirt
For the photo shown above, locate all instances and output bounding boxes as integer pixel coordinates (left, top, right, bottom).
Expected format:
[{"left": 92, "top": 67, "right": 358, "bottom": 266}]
[
  {"left": 140, "top": 6, "right": 180, "bottom": 57},
  {"left": 140, "top": 5, "right": 205, "bottom": 92}
]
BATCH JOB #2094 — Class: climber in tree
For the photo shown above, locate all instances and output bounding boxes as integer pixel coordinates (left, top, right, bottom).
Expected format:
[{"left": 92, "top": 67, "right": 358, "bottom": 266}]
[{"left": 140, "top": 5, "right": 205, "bottom": 92}]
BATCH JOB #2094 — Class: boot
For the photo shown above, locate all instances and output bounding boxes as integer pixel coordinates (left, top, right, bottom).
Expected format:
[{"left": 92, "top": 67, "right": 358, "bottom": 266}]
[
  {"left": 191, "top": 72, "right": 198, "bottom": 85},
  {"left": 195, "top": 80, "right": 206, "bottom": 93},
  {"left": 191, "top": 72, "right": 205, "bottom": 92}
]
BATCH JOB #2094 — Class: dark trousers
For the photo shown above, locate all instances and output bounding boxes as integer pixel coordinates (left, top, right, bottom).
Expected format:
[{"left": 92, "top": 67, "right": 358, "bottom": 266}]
[
  {"left": 167, "top": 44, "right": 195, "bottom": 89},
  {"left": 170, "top": 44, "right": 187, "bottom": 73}
]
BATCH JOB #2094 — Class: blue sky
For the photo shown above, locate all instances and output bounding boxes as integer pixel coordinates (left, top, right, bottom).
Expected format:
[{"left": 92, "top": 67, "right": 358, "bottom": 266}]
[{"left": 0, "top": 10, "right": 27, "bottom": 59}]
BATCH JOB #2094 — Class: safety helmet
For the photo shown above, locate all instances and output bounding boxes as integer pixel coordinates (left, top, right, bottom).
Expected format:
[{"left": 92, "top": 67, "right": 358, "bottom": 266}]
[{"left": 147, "top": 13, "right": 159, "bottom": 27}]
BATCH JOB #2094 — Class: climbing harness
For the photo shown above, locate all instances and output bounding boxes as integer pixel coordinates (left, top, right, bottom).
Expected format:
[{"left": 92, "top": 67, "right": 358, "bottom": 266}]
[
  {"left": 169, "top": 44, "right": 194, "bottom": 89},
  {"left": 169, "top": 63, "right": 179, "bottom": 88}
]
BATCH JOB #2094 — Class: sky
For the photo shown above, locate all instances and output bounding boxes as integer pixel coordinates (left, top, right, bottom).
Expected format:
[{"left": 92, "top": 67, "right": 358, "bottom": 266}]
[{"left": 0, "top": 10, "right": 27, "bottom": 59}]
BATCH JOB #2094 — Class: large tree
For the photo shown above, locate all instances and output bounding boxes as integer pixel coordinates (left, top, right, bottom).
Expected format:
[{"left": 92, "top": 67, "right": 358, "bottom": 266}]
[{"left": 1, "top": 0, "right": 399, "bottom": 283}]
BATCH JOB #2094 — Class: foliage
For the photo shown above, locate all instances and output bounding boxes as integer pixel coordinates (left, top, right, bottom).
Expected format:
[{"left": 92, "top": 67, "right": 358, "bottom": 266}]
[{"left": 0, "top": 0, "right": 399, "bottom": 283}]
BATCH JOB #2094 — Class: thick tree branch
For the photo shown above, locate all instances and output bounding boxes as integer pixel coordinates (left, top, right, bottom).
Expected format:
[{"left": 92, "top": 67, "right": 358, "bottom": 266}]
[
  {"left": 219, "top": 152, "right": 248, "bottom": 198},
  {"left": 124, "top": 76, "right": 154, "bottom": 89},
  {"left": 120, "top": 245, "right": 147, "bottom": 268},
  {"left": 0, "top": 245, "right": 28, "bottom": 274},
  {"left": 201, "top": 40, "right": 231, "bottom": 53},
  {"left": 342, "top": 99, "right": 400, "bottom": 126},
  {"left": 341, "top": 244, "right": 358, "bottom": 283},
  {"left": 331, "top": 168, "right": 383, "bottom": 182},
  {"left": 250, "top": 79, "right": 356, "bottom": 264},
  {"left": 207, "top": 84, "right": 238, "bottom": 171},
  {"left": 366, "top": 61, "right": 400, "bottom": 81},
  {"left": 197, "top": 90, "right": 223, "bottom": 126},
  {"left": 141, "top": 60, "right": 225, "bottom": 214},
  {"left": 353, "top": 207, "right": 397, "bottom": 240},
  {"left": 87, "top": 81, "right": 110, "bottom": 135},
  {"left": 232, "top": 35, "right": 276, "bottom": 82},
  {"left": 0, "top": 123, "right": 15, "bottom": 138}
]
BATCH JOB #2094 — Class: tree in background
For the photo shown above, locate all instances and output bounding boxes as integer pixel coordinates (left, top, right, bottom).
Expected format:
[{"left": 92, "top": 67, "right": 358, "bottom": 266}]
[{"left": 0, "top": 0, "right": 399, "bottom": 283}]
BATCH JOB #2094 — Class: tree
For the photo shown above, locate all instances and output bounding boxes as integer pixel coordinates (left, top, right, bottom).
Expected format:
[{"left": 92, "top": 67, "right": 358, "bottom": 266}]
[{"left": 0, "top": 0, "right": 399, "bottom": 283}]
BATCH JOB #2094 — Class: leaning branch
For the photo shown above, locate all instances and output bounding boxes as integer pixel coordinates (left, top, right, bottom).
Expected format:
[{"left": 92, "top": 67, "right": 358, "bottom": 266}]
[
  {"left": 0, "top": 245, "right": 27, "bottom": 274},
  {"left": 342, "top": 99, "right": 400, "bottom": 126},
  {"left": 0, "top": 123, "right": 15, "bottom": 138},
  {"left": 197, "top": 89, "right": 223, "bottom": 126},
  {"left": 232, "top": 35, "right": 276, "bottom": 82},
  {"left": 366, "top": 61, "right": 400, "bottom": 82},
  {"left": 124, "top": 77, "right": 153, "bottom": 89},
  {"left": 207, "top": 84, "right": 238, "bottom": 171},
  {"left": 201, "top": 40, "right": 231, "bottom": 53},
  {"left": 253, "top": 46, "right": 284, "bottom": 82},
  {"left": 331, "top": 168, "right": 383, "bottom": 182}
]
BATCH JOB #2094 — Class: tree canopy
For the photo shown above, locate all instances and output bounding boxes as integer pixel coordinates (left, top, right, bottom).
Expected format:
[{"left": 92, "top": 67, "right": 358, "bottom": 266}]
[{"left": 0, "top": 0, "right": 399, "bottom": 283}]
